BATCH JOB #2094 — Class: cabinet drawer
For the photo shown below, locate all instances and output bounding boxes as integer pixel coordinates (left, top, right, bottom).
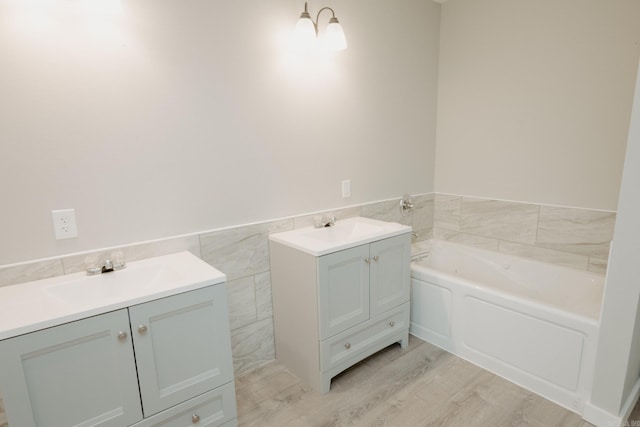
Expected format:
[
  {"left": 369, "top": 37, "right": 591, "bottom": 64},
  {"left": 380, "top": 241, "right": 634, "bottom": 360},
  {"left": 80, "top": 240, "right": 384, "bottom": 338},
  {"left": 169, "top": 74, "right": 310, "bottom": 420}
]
[
  {"left": 132, "top": 382, "right": 237, "bottom": 427},
  {"left": 320, "top": 303, "right": 409, "bottom": 371}
]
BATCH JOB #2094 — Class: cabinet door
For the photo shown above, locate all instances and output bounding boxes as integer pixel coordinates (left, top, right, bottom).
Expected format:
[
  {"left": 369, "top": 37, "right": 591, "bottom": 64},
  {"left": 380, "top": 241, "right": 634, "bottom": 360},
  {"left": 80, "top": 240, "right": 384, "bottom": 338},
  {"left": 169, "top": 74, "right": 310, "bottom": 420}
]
[
  {"left": 370, "top": 234, "right": 411, "bottom": 317},
  {"left": 0, "top": 310, "right": 142, "bottom": 427},
  {"left": 129, "top": 285, "right": 234, "bottom": 417},
  {"left": 318, "top": 245, "right": 370, "bottom": 340}
]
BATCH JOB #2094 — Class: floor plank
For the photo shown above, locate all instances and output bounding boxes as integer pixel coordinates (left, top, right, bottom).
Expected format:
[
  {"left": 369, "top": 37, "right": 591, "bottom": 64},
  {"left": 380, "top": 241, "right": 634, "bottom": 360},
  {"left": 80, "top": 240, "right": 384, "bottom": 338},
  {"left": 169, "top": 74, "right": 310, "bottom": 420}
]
[{"left": 235, "top": 336, "right": 595, "bottom": 427}]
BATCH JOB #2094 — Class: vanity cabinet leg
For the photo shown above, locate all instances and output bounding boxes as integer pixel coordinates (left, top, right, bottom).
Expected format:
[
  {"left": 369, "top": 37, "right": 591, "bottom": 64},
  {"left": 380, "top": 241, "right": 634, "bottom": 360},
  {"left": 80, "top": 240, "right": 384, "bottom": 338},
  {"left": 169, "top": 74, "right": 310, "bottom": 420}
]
[
  {"left": 400, "top": 332, "right": 409, "bottom": 349},
  {"left": 320, "top": 374, "right": 332, "bottom": 394}
]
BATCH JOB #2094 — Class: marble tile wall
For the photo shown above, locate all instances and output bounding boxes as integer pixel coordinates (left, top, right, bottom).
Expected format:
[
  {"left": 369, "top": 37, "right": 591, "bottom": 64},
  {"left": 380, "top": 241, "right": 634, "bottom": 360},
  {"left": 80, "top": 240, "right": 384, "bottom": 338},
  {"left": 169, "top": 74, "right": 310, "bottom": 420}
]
[
  {"left": 0, "top": 194, "right": 433, "bottom": 377},
  {"left": 431, "top": 194, "right": 616, "bottom": 274}
]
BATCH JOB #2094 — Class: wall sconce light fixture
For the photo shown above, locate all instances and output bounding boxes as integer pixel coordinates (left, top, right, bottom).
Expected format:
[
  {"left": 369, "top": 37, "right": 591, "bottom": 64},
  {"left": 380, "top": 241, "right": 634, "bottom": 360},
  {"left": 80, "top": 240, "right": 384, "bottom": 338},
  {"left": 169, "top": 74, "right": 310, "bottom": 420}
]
[{"left": 295, "top": 2, "right": 347, "bottom": 51}]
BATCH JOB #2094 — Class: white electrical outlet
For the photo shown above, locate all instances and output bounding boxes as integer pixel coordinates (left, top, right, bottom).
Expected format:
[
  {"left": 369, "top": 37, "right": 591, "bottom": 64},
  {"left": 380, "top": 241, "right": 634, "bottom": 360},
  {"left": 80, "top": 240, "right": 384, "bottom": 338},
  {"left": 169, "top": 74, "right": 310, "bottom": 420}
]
[
  {"left": 52, "top": 209, "right": 78, "bottom": 239},
  {"left": 341, "top": 180, "right": 351, "bottom": 198}
]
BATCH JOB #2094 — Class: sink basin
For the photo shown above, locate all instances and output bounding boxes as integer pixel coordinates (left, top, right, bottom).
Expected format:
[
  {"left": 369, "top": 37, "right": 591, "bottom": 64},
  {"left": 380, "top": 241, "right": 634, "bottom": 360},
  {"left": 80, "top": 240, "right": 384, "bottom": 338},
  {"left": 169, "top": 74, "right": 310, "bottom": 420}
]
[
  {"left": 45, "top": 263, "right": 180, "bottom": 306},
  {"left": 304, "top": 220, "right": 384, "bottom": 244},
  {"left": 0, "top": 251, "right": 226, "bottom": 341},
  {"left": 269, "top": 217, "right": 411, "bottom": 256}
]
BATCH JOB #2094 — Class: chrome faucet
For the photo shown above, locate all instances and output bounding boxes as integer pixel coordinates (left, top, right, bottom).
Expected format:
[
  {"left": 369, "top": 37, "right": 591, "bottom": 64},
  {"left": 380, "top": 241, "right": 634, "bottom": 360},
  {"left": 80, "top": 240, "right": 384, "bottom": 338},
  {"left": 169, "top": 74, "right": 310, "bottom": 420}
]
[
  {"left": 315, "top": 215, "right": 337, "bottom": 228},
  {"left": 102, "top": 259, "right": 114, "bottom": 273},
  {"left": 85, "top": 253, "right": 126, "bottom": 275}
]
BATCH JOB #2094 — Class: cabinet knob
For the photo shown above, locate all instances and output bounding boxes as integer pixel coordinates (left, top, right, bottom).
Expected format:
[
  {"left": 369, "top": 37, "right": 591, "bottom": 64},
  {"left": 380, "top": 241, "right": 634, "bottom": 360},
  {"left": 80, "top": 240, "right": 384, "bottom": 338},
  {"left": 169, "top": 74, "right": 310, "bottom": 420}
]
[
  {"left": 364, "top": 258, "right": 370, "bottom": 264},
  {"left": 192, "top": 414, "right": 200, "bottom": 424},
  {"left": 138, "top": 325, "right": 148, "bottom": 334},
  {"left": 117, "top": 331, "right": 128, "bottom": 341},
  {"left": 389, "top": 321, "right": 395, "bottom": 327},
  {"left": 373, "top": 255, "right": 379, "bottom": 262},
  {"left": 344, "top": 342, "right": 351, "bottom": 349}
]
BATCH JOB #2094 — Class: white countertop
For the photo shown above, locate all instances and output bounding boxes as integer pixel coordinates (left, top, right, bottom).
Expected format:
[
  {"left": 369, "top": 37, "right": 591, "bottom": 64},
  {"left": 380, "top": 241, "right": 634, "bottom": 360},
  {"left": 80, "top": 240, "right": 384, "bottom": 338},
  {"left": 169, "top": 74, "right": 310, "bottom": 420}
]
[
  {"left": 269, "top": 216, "right": 412, "bottom": 256},
  {"left": 0, "top": 251, "right": 225, "bottom": 341}
]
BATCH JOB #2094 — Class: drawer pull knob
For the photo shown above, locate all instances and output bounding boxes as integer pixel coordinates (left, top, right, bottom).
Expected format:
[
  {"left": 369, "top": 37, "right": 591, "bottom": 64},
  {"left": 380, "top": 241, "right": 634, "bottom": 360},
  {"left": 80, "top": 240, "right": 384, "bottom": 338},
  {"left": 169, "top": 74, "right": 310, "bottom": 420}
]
[
  {"left": 364, "top": 258, "right": 370, "bottom": 264},
  {"left": 344, "top": 342, "right": 351, "bottom": 349},
  {"left": 389, "top": 321, "right": 395, "bottom": 327},
  {"left": 192, "top": 414, "right": 200, "bottom": 423},
  {"left": 373, "top": 255, "right": 379, "bottom": 262},
  {"left": 138, "top": 325, "right": 148, "bottom": 334},
  {"left": 117, "top": 331, "right": 128, "bottom": 341}
]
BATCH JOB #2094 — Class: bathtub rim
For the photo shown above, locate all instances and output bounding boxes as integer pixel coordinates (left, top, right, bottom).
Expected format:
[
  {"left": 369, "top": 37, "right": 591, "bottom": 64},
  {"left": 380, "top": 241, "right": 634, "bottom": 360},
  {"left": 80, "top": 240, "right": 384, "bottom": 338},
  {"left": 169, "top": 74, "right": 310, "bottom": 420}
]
[
  {"left": 413, "top": 238, "right": 606, "bottom": 280},
  {"left": 411, "top": 240, "right": 603, "bottom": 324},
  {"left": 412, "top": 263, "right": 600, "bottom": 328}
]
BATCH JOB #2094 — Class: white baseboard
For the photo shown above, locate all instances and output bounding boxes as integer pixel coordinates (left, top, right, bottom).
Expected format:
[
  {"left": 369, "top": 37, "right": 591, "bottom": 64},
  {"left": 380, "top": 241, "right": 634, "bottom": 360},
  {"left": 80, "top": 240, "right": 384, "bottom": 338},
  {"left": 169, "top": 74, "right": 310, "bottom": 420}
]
[
  {"left": 621, "top": 378, "right": 640, "bottom": 423},
  {"left": 583, "top": 402, "right": 622, "bottom": 427},
  {"left": 583, "top": 377, "right": 640, "bottom": 427}
]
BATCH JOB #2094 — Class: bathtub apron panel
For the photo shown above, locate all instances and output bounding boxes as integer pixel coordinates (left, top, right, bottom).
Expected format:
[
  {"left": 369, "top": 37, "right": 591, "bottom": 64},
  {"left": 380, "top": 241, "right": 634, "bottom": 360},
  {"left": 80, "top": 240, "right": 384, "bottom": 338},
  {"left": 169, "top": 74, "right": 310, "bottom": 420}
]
[{"left": 409, "top": 240, "right": 603, "bottom": 416}]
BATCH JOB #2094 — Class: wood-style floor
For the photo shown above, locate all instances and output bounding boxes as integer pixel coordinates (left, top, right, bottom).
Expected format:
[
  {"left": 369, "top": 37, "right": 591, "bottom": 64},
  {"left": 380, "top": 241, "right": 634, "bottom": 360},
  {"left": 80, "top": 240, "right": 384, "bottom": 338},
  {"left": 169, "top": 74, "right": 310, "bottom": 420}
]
[
  {"left": 1, "top": 336, "right": 639, "bottom": 426},
  {"left": 235, "top": 335, "right": 595, "bottom": 427}
]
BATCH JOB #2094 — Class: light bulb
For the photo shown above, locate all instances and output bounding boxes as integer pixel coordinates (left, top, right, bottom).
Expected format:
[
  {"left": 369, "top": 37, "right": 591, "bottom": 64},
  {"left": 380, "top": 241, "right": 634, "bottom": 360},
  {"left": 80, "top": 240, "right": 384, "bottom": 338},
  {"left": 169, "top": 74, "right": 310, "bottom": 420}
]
[
  {"left": 324, "top": 17, "right": 347, "bottom": 51},
  {"left": 295, "top": 14, "right": 317, "bottom": 49}
]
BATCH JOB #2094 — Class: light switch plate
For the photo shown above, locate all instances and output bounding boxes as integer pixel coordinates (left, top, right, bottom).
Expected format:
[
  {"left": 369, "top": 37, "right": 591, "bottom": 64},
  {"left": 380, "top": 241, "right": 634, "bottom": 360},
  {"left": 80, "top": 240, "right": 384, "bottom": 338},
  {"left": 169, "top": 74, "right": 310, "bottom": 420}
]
[{"left": 342, "top": 180, "right": 351, "bottom": 198}]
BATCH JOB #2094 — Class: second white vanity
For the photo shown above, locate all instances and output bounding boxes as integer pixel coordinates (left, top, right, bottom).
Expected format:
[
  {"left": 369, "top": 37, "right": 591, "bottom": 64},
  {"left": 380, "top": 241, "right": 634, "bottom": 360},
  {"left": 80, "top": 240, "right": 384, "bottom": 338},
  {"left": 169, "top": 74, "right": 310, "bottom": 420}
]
[{"left": 269, "top": 217, "right": 412, "bottom": 394}]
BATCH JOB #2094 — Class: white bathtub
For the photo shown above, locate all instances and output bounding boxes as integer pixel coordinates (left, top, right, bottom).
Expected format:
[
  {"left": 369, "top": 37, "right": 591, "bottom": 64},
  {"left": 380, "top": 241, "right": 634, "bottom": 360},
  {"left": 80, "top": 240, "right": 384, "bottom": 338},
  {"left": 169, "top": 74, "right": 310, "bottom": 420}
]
[{"left": 410, "top": 240, "right": 604, "bottom": 415}]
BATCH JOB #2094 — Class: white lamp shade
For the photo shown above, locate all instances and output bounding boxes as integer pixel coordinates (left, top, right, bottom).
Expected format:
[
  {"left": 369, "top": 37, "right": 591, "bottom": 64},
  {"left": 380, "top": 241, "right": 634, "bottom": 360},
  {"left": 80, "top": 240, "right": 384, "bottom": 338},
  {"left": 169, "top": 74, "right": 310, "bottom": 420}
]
[
  {"left": 295, "top": 16, "right": 317, "bottom": 48},
  {"left": 325, "top": 19, "right": 347, "bottom": 51}
]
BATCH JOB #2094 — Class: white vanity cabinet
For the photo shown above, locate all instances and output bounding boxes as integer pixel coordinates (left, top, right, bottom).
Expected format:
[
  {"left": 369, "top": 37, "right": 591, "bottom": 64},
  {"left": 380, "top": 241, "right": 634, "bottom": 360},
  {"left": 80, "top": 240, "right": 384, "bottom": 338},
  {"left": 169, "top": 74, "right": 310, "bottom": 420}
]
[
  {"left": 0, "top": 285, "right": 237, "bottom": 427},
  {"left": 270, "top": 231, "right": 411, "bottom": 394}
]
